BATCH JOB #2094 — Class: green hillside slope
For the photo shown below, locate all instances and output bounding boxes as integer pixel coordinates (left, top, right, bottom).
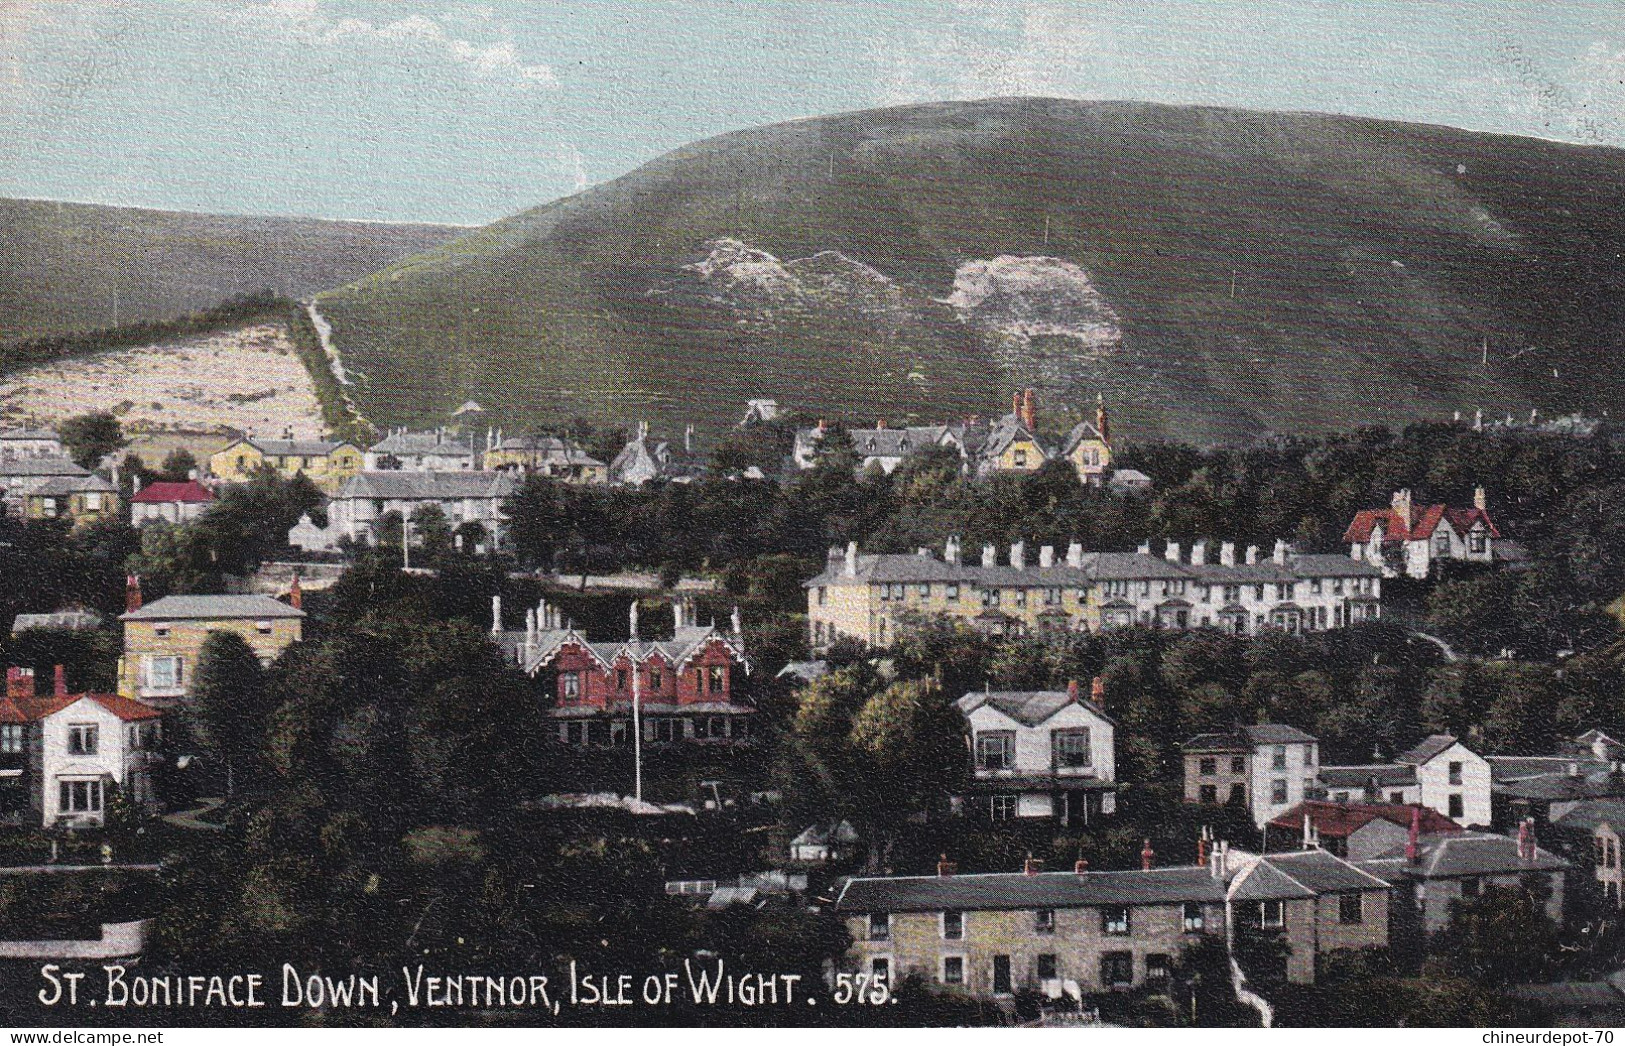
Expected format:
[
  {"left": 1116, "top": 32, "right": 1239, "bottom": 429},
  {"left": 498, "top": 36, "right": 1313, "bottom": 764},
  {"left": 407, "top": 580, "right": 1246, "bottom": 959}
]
[
  {"left": 315, "top": 98, "right": 1625, "bottom": 445},
  {"left": 0, "top": 198, "right": 463, "bottom": 344}
]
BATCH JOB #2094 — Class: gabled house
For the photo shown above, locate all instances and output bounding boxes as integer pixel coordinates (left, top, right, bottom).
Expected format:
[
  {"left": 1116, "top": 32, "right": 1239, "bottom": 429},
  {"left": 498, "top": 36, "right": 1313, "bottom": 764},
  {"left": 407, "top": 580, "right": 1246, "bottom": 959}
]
[
  {"left": 24, "top": 473, "right": 118, "bottom": 527},
  {"left": 290, "top": 470, "right": 518, "bottom": 553},
  {"left": 608, "top": 423, "right": 705, "bottom": 486},
  {"left": 483, "top": 434, "right": 606, "bottom": 483},
  {"left": 207, "top": 434, "right": 362, "bottom": 493},
  {"left": 0, "top": 456, "right": 91, "bottom": 511},
  {"left": 499, "top": 597, "right": 756, "bottom": 746},
  {"left": 1485, "top": 755, "right": 1625, "bottom": 831},
  {"left": 1059, "top": 395, "right": 1112, "bottom": 486},
  {"left": 1265, "top": 801, "right": 1461, "bottom": 861},
  {"left": 1, "top": 666, "right": 161, "bottom": 828},
  {"left": 364, "top": 428, "right": 481, "bottom": 472},
  {"left": 977, "top": 391, "right": 1048, "bottom": 475},
  {"left": 1224, "top": 847, "right": 1393, "bottom": 985},
  {"left": 1317, "top": 734, "right": 1490, "bottom": 827},
  {"left": 791, "top": 420, "right": 965, "bottom": 475},
  {"left": 956, "top": 679, "right": 1117, "bottom": 825},
  {"left": 128, "top": 479, "right": 214, "bottom": 526},
  {"left": 789, "top": 820, "right": 859, "bottom": 863},
  {"left": 1181, "top": 724, "right": 1319, "bottom": 828},
  {"left": 1550, "top": 799, "right": 1625, "bottom": 908},
  {"left": 1343, "top": 487, "right": 1500, "bottom": 579}
]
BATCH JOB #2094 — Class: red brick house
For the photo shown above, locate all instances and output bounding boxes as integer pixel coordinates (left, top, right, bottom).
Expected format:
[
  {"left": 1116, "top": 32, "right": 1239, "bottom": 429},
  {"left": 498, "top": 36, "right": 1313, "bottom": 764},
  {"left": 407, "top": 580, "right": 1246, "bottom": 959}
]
[{"left": 498, "top": 596, "right": 755, "bottom": 746}]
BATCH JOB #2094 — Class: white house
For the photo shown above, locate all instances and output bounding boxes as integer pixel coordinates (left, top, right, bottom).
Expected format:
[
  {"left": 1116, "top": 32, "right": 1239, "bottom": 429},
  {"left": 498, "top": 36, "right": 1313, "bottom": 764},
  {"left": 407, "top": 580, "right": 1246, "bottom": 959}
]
[
  {"left": 1343, "top": 488, "right": 1500, "bottom": 579},
  {"left": 789, "top": 821, "right": 859, "bottom": 863},
  {"left": 956, "top": 679, "right": 1117, "bottom": 826},
  {"left": 0, "top": 427, "right": 65, "bottom": 461},
  {"left": 1394, "top": 734, "right": 1492, "bottom": 827},
  {"left": 364, "top": 428, "right": 481, "bottom": 472},
  {"left": 128, "top": 479, "right": 215, "bottom": 526},
  {"left": 2, "top": 666, "right": 162, "bottom": 828},
  {"left": 1182, "top": 724, "right": 1320, "bottom": 829},
  {"left": 289, "top": 470, "right": 518, "bottom": 553}
]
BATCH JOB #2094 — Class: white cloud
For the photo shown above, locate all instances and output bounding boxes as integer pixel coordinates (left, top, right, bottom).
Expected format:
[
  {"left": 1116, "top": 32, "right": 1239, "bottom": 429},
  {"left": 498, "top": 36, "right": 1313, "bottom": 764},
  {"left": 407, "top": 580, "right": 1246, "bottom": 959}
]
[{"left": 233, "top": 1, "right": 557, "bottom": 92}]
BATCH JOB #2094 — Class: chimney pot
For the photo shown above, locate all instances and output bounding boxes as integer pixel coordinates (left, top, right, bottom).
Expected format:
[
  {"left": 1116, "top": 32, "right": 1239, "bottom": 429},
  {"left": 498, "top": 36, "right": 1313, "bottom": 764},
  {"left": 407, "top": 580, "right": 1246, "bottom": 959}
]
[
  {"left": 1165, "top": 541, "right": 1180, "bottom": 563},
  {"left": 1220, "top": 541, "right": 1236, "bottom": 567},
  {"left": 845, "top": 541, "right": 858, "bottom": 577},
  {"left": 1273, "top": 539, "right": 1289, "bottom": 565},
  {"left": 1074, "top": 858, "right": 1089, "bottom": 875},
  {"left": 1020, "top": 389, "right": 1037, "bottom": 431},
  {"left": 1245, "top": 545, "right": 1259, "bottom": 565},
  {"left": 1067, "top": 679, "right": 1080, "bottom": 702},
  {"left": 1474, "top": 486, "right": 1487, "bottom": 511},
  {"left": 1091, "top": 676, "right": 1105, "bottom": 708},
  {"left": 125, "top": 574, "right": 142, "bottom": 613},
  {"left": 937, "top": 855, "right": 956, "bottom": 877},
  {"left": 1039, "top": 545, "right": 1054, "bottom": 569},
  {"left": 5, "top": 667, "right": 34, "bottom": 700},
  {"left": 982, "top": 544, "right": 996, "bottom": 568},
  {"left": 289, "top": 573, "right": 302, "bottom": 610},
  {"left": 1141, "top": 839, "right": 1155, "bottom": 871},
  {"left": 1023, "top": 855, "right": 1044, "bottom": 876},
  {"left": 53, "top": 664, "right": 65, "bottom": 697}
]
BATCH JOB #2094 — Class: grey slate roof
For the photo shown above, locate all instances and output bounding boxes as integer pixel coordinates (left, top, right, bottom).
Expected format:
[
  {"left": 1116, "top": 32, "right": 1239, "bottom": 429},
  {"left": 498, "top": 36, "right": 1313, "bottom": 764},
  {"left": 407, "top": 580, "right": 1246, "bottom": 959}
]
[
  {"left": 1395, "top": 734, "right": 1461, "bottom": 765},
  {"left": 240, "top": 438, "right": 354, "bottom": 457},
  {"left": 1359, "top": 830, "right": 1569, "bottom": 880},
  {"left": 11, "top": 609, "right": 103, "bottom": 633},
  {"left": 1552, "top": 800, "right": 1625, "bottom": 834},
  {"left": 956, "top": 690, "right": 1114, "bottom": 727},
  {"left": 121, "top": 594, "right": 305, "bottom": 621},
  {"left": 1318, "top": 764, "right": 1419, "bottom": 789},
  {"left": 792, "top": 821, "right": 859, "bottom": 847},
  {"left": 803, "top": 548, "right": 1381, "bottom": 588},
  {"left": 979, "top": 413, "right": 1047, "bottom": 461},
  {"left": 835, "top": 866, "right": 1226, "bottom": 913},
  {"left": 368, "top": 431, "right": 477, "bottom": 457},
  {"left": 1488, "top": 756, "right": 1610, "bottom": 782},
  {"left": 1248, "top": 850, "right": 1392, "bottom": 896},
  {"left": 29, "top": 474, "right": 116, "bottom": 496},
  {"left": 1182, "top": 724, "right": 1316, "bottom": 753},
  {"left": 0, "top": 457, "right": 88, "bottom": 477},
  {"left": 338, "top": 471, "right": 517, "bottom": 500},
  {"left": 1060, "top": 420, "right": 1106, "bottom": 455},
  {"left": 1486, "top": 757, "right": 1625, "bottom": 802}
]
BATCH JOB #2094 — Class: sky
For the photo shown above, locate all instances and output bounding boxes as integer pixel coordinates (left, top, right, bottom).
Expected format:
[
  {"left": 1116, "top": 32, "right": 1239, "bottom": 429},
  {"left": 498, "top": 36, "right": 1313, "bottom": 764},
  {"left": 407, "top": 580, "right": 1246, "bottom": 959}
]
[{"left": 0, "top": 0, "right": 1621, "bottom": 225}]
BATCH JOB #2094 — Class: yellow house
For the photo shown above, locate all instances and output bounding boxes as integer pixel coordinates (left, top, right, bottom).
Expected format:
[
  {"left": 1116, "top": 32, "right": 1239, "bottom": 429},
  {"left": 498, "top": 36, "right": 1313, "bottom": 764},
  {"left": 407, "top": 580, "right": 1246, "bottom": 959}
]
[
  {"left": 1061, "top": 397, "right": 1113, "bottom": 486},
  {"left": 208, "top": 436, "right": 363, "bottom": 493},
  {"left": 117, "top": 586, "right": 304, "bottom": 707},
  {"left": 978, "top": 390, "right": 1048, "bottom": 476},
  {"left": 483, "top": 435, "right": 607, "bottom": 484},
  {"left": 24, "top": 474, "right": 120, "bottom": 528}
]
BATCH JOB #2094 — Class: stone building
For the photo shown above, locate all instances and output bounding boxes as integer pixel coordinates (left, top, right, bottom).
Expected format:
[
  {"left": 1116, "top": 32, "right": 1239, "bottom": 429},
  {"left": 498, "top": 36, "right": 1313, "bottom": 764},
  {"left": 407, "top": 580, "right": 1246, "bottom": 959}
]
[
  {"left": 208, "top": 435, "right": 363, "bottom": 493},
  {"left": 1180, "top": 724, "right": 1320, "bottom": 829},
  {"left": 1356, "top": 824, "right": 1568, "bottom": 933},
  {"left": 117, "top": 580, "right": 303, "bottom": 707}
]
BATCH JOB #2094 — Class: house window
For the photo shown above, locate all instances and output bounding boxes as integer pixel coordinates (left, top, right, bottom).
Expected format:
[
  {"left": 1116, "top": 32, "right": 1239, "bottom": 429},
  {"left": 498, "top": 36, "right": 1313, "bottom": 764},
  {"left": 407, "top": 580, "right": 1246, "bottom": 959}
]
[
  {"left": 652, "top": 719, "right": 677, "bottom": 743},
  {"left": 1461, "top": 877, "right": 1481, "bottom": 899},
  {"left": 1470, "top": 532, "right": 1487, "bottom": 554},
  {"left": 1339, "top": 893, "right": 1363, "bottom": 924},
  {"left": 1272, "top": 745, "right": 1287, "bottom": 770},
  {"left": 1013, "top": 589, "right": 1027, "bottom": 608},
  {"left": 1449, "top": 761, "right": 1463, "bottom": 785},
  {"left": 917, "top": 583, "right": 931, "bottom": 598},
  {"left": 563, "top": 722, "right": 584, "bottom": 745},
  {"left": 0, "top": 724, "right": 22, "bottom": 753},
  {"left": 1146, "top": 954, "right": 1170, "bottom": 983},
  {"left": 1183, "top": 902, "right": 1205, "bottom": 933},
  {"left": 991, "top": 795, "right": 1017, "bottom": 821},
  {"left": 1259, "top": 900, "right": 1284, "bottom": 929},
  {"left": 1390, "top": 791, "right": 1405, "bottom": 803},
  {"left": 942, "top": 910, "right": 963, "bottom": 940},
  {"left": 946, "top": 584, "right": 960, "bottom": 602},
  {"left": 649, "top": 668, "right": 663, "bottom": 690},
  {"left": 1101, "top": 952, "right": 1133, "bottom": 988},
  {"left": 617, "top": 669, "right": 629, "bottom": 691},
  {"left": 1036, "top": 954, "right": 1058, "bottom": 981},
  {"left": 941, "top": 956, "right": 964, "bottom": 985},
  {"left": 1271, "top": 779, "right": 1288, "bottom": 804},
  {"left": 976, "top": 732, "right": 1015, "bottom": 770},
  {"left": 67, "top": 724, "right": 98, "bottom": 756},
  {"left": 146, "top": 654, "right": 182, "bottom": 689},
  {"left": 816, "top": 587, "right": 827, "bottom": 607},
  {"left": 1199, "top": 757, "right": 1217, "bottom": 776},
  {"left": 1013, "top": 450, "right": 1027, "bottom": 467},
  {"left": 1199, "top": 784, "right": 1217, "bottom": 803},
  {"left": 59, "top": 779, "right": 102, "bottom": 813},
  {"left": 870, "top": 957, "right": 890, "bottom": 983},
  {"left": 707, "top": 665, "right": 726, "bottom": 693},
  {"left": 1231, "top": 756, "right": 1245, "bottom": 773},
  {"left": 1229, "top": 783, "right": 1246, "bottom": 805},
  {"left": 561, "top": 672, "right": 581, "bottom": 701},
  {"left": 1053, "top": 729, "right": 1092, "bottom": 768},
  {"left": 1044, "top": 587, "right": 1061, "bottom": 606},
  {"left": 1448, "top": 794, "right": 1464, "bottom": 820},
  {"left": 693, "top": 717, "right": 711, "bottom": 739},
  {"left": 1035, "top": 909, "right": 1055, "bottom": 934},
  {"left": 1101, "top": 906, "right": 1130, "bottom": 935},
  {"left": 869, "top": 913, "right": 890, "bottom": 941},
  {"left": 981, "top": 589, "right": 1001, "bottom": 608}
]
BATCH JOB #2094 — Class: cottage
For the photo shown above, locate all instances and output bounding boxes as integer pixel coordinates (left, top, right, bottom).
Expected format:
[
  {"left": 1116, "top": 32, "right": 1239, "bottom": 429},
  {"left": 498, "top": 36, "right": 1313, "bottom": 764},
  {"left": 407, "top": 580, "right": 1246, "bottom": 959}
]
[
  {"left": 1551, "top": 799, "right": 1625, "bottom": 908},
  {"left": 1059, "top": 395, "right": 1113, "bottom": 486},
  {"left": 1358, "top": 824, "right": 1568, "bottom": 934},
  {"left": 789, "top": 821, "right": 860, "bottom": 863},
  {"left": 608, "top": 423, "right": 705, "bottom": 486},
  {"left": 1343, "top": 488, "right": 1500, "bottom": 579},
  {"left": 208, "top": 435, "right": 363, "bottom": 493},
  {"left": 24, "top": 473, "right": 118, "bottom": 527},
  {"left": 976, "top": 391, "right": 1048, "bottom": 476},
  {"left": 956, "top": 679, "right": 1117, "bottom": 825},
  {"left": 791, "top": 420, "right": 965, "bottom": 475},
  {"left": 0, "top": 666, "right": 161, "bottom": 828},
  {"left": 1224, "top": 848, "right": 1393, "bottom": 984},
  {"left": 128, "top": 479, "right": 214, "bottom": 526},
  {"left": 117, "top": 580, "right": 304, "bottom": 707},
  {"left": 1265, "top": 801, "right": 1461, "bottom": 861},
  {"left": 1485, "top": 755, "right": 1625, "bottom": 831},
  {"left": 0, "top": 456, "right": 91, "bottom": 511},
  {"left": 1181, "top": 724, "right": 1319, "bottom": 829},
  {"left": 483, "top": 434, "right": 606, "bottom": 483},
  {"left": 500, "top": 597, "right": 755, "bottom": 746}
]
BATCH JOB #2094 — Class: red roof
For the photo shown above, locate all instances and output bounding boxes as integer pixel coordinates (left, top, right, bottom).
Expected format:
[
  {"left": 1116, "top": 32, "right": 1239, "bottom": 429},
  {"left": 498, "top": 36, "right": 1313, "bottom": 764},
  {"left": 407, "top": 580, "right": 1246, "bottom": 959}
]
[
  {"left": 1342, "top": 504, "right": 1499, "bottom": 544},
  {"left": 130, "top": 480, "right": 215, "bottom": 505},
  {"left": 1269, "top": 800, "right": 1463, "bottom": 838},
  {"left": 6, "top": 693, "right": 160, "bottom": 722}
]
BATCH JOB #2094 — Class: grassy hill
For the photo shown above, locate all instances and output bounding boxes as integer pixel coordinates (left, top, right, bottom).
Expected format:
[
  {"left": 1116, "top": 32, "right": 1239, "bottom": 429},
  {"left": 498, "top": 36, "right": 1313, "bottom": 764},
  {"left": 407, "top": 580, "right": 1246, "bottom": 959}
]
[
  {"left": 0, "top": 198, "right": 463, "bottom": 344},
  {"left": 314, "top": 98, "right": 1625, "bottom": 445}
]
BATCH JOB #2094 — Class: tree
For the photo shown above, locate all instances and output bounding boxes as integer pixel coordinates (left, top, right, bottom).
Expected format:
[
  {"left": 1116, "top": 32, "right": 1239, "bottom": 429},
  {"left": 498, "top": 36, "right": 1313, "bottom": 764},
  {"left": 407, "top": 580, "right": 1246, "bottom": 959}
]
[
  {"left": 159, "top": 447, "right": 199, "bottom": 481},
  {"left": 58, "top": 411, "right": 126, "bottom": 469},
  {"left": 1430, "top": 882, "right": 1556, "bottom": 985},
  {"left": 188, "top": 630, "right": 269, "bottom": 796}
]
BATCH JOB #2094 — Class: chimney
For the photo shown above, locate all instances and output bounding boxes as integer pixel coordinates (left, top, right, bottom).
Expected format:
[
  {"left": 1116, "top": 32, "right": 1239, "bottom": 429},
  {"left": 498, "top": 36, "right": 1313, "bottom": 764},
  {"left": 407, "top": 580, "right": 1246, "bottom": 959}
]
[
  {"left": 685, "top": 424, "right": 694, "bottom": 454},
  {"left": 1473, "top": 408, "right": 1484, "bottom": 432},
  {"left": 630, "top": 599, "right": 640, "bottom": 641},
  {"left": 125, "top": 574, "right": 142, "bottom": 614},
  {"left": 132, "top": 475, "right": 142, "bottom": 495},
  {"left": 875, "top": 419, "right": 886, "bottom": 430},
  {"left": 1197, "top": 825, "right": 1213, "bottom": 868},
  {"left": 1066, "top": 542, "right": 1083, "bottom": 569},
  {"left": 1039, "top": 545, "right": 1054, "bottom": 569},
  {"left": 1010, "top": 541, "right": 1025, "bottom": 571},
  {"left": 1220, "top": 541, "right": 1236, "bottom": 567},
  {"left": 1517, "top": 818, "right": 1532, "bottom": 861},
  {"left": 1067, "top": 679, "right": 1080, "bottom": 703},
  {"left": 982, "top": 544, "right": 997, "bottom": 568},
  {"left": 289, "top": 573, "right": 302, "bottom": 611},
  {"left": 1303, "top": 813, "right": 1313, "bottom": 849},
  {"left": 937, "top": 854, "right": 957, "bottom": 877},
  {"left": 5, "top": 667, "right": 34, "bottom": 700},
  {"left": 730, "top": 606, "right": 743, "bottom": 639},
  {"left": 1011, "top": 392, "right": 1021, "bottom": 420},
  {"left": 1273, "top": 540, "right": 1289, "bottom": 565},
  {"left": 1406, "top": 806, "right": 1420, "bottom": 864},
  {"left": 1095, "top": 392, "right": 1110, "bottom": 446},
  {"left": 1245, "top": 545, "right": 1258, "bottom": 565},
  {"left": 525, "top": 607, "right": 536, "bottom": 642},
  {"left": 816, "top": 418, "right": 827, "bottom": 435},
  {"left": 845, "top": 541, "right": 858, "bottom": 577},
  {"left": 1020, "top": 389, "right": 1037, "bottom": 431},
  {"left": 1137, "top": 540, "right": 1151, "bottom": 556},
  {"left": 1074, "top": 857, "right": 1090, "bottom": 875},
  {"left": 945, "top": 535, "right": 962, "bottom": 566},
  {"left": 1091, "top": 676, "right": 1105, "bottom": 708},
  {"left": 1165, "top": 541, "right": 1180, "bottom": 563},
  {"left": 53, "top": 664, "right": 65, "bottom": 697},
  {"left": 491, "top": 594, "right": 502, "bottom": 635},
  {"left": 1191, "top": 540, "right": 1207, "bottom": 566},
  {"left": 1141, "top": 839, "right": 1155, "bottom": 871},
  {"left": 187, "top": 468, "right": 198, "bottom": 481},
  {"left": 1474, "top": 486, "right": 1487, "bottom": 511},
  {"left": 1391, "top": 489, "right": 1413, "bottom": 530},
  {"left": 1023, "top": 855, "right": 1044, "bottom": 876},
  {"left": 1570, "top": 761, "right": 1582, "bottom": 778}
]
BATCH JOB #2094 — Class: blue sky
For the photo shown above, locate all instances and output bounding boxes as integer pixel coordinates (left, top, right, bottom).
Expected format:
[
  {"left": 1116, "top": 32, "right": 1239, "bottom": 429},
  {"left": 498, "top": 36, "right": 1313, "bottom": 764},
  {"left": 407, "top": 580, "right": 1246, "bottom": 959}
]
[{"left": 1, "top": 1, "right": 1621, "bottom": 225}]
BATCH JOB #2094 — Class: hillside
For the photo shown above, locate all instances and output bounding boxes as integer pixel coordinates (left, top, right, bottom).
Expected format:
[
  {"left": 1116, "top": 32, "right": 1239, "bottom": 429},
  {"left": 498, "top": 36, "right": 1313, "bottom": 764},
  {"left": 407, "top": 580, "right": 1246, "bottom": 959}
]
[
  {"left": 314, "top": 98, "right": 1625, "bottom": 445},
  {"left": 0, "top": 198, "right": 463, "bottom": 344}
]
